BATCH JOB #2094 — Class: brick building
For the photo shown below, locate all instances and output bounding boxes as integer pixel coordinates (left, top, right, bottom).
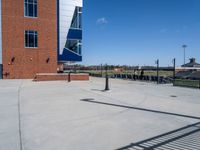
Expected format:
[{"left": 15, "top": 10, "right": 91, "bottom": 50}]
[{"left": 0, "top": 0, "right": 83, "bottom": 79}]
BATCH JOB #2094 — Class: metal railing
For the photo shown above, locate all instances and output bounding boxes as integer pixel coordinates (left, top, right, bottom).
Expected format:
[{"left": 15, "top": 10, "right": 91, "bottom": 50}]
[
  {"left": 89, "top": 73, "right": 172, "bottom": 84},
  {"left": 173, "top": 79, "right": 200, "bottom": 89}
]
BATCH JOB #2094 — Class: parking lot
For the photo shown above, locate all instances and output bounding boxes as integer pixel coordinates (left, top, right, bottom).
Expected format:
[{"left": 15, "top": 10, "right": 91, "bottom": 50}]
[{"left": 0, "top": 77, "right": 200, "bottom": 150}]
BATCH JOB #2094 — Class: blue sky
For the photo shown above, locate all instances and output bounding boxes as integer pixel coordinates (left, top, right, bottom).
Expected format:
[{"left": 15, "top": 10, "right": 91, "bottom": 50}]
[{"left": 82, "top": 0, "right": 200, "bottom": 66}]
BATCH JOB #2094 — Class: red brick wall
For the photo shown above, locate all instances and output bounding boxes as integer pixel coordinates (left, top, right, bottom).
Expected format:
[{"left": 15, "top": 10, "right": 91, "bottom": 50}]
[
  {"left": 34, "top": 73, "right": 89, "bottom": 81},
  {"left": 2, "top": 0, "right": 57, "bottom": 79}
]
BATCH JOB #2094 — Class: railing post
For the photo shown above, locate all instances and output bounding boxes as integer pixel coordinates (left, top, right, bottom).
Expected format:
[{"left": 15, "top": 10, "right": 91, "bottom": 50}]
[
  {"left": 101, "top": 64, "right": 103, "bottom": 77},
  {"left": 0, "top": 64, "right": 3, "bottom": 79},
  {"left": 199, "top": 80, "right": 200, "bottom": 89},
  {"left": 156, "top": 59, "right": 159, "bottom": 84},
  {"left": 173, "top": 58, "right": 176, "bottom": 83}
]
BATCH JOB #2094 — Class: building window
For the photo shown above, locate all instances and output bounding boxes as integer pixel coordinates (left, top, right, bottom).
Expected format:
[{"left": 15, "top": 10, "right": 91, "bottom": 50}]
[
  {"left": 25, "top": 30, "right": 38, "bottom": 48},
  {"left": 71, "top": 7, "right": 82, "bottom": 29},
  {"left": 65, "top": 40, "right": 82, "bottom": 55},
  {"left": 24, "top": 0, "right": 37, "bottom": 17}
]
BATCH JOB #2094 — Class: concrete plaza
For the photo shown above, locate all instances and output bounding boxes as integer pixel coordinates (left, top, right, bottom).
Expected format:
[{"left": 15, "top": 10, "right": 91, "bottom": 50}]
[{"left": 0, "top": 77, "right": 200, "bottom": 150}]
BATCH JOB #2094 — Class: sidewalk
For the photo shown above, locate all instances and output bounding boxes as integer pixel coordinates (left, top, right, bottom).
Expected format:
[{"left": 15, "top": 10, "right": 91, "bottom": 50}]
[{"left": 0, "top": 78, "right": 200, "bottom": 150}]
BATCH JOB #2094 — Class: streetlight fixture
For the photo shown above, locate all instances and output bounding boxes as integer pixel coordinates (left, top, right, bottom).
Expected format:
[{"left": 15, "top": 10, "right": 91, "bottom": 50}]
[{"left": 182, "top": 45, "right": 187, "bottom": 66}]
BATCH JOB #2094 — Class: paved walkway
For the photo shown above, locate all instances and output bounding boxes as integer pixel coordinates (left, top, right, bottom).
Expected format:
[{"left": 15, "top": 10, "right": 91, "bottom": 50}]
[{"left": 0, "top": 78, "right": 200, "bottom": 150}]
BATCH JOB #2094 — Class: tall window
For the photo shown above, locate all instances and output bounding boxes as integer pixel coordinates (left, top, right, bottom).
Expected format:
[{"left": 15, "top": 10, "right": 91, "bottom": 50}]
[
  {"left": 25, "top": 30, "right": 38, "bottom": 48},
  {"left": 24, "top": 0, "right": 37, "bottom": 17},
  {"left": 71, "top": 7, "right": 82, "bottom": 29}
]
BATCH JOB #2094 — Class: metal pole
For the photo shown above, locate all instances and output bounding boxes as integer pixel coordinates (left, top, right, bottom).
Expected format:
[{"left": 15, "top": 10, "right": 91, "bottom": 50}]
[
  {"left": 105, "top": 64, "right": 109, "bottom": 91},
  {"left": 182, "top": 45, "right": 187, "bottom": 66},
  {"left": 173, "top": 58, "right": 176, "bottom": 80},
  {"left": 68, "top": 71, "right": 71, "bottom": 82},
  {"left": 199, "top": 80, "right": 200, "bottom": 89},
  {"left": 184, "top": 47, "right": 185, "bottom": 66},
  {"left": 0, "top": 64, "right": 3, "bottom": 79},
  {"left": 101, "top": 64, "right": 103, "bottom": 77},
  {"left": 156, "top": 59, "right": 159, "bottom": 84}
]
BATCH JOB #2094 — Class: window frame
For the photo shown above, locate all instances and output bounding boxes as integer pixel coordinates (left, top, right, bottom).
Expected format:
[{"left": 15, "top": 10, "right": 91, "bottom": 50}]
[
  {"left": 70, "top": 7, "right": 82, "bottom": 29},
  {"left": 24, "top": 30, "right": 38, "bottom": 49},
  {"left": 24, "top": 0, "right": 38, "bottom": 18},
  {"left": 65, "top": 39, "right": 82, "bottom": 55}
]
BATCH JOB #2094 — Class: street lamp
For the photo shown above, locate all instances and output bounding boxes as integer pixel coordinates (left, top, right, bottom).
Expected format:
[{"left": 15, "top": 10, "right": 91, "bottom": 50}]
[{"left": 182, "top": 45, "right": 187, "bottom": 66}]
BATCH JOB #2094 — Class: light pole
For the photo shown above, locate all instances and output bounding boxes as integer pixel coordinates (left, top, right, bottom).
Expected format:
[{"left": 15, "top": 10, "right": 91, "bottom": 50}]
[{"left": 182, "top": 45, "right": 187, "bottom": 66}]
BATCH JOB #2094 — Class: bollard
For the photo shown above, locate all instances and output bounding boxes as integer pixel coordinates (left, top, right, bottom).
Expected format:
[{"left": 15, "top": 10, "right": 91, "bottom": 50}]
[
  {"left": 68, "top": 72, "right": 71, "bottom": 82},
  {"left": 105, "top": 75, "right": 109, "bottom": 91},
  {"left": 105, "top": 65, "right": 109, "bottom": 91}
]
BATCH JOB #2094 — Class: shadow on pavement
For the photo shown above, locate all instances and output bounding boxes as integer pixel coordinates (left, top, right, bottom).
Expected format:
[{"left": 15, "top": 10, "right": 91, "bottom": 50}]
[
  {"left": 116, "top": 122, "right": 200, "bottom": 150},
  {"left": 91, "top": 89, "right": 106, "bottom": 92},
  {"left": 80, "top": 99, "right": 200, "bottom": 150},
  {"left": 80, "top": 99, "right": 200, "bottom": 120}
]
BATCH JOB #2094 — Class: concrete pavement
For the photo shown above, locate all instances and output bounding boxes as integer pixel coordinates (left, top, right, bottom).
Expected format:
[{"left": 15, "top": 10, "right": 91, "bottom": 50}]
[{"left": 0, "top": 77, "right": 200, "bottom": 150}]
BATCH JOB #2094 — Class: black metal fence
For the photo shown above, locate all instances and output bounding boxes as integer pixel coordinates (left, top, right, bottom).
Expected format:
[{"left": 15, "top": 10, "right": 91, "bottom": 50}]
[
  {"left": 89, "top": 73, "right": 173, "bottom": 84},
  {"left": 173, "top": 79, "right": 200, "bottom": 89},
  {"left": 113, "top": 74, "right": 172, "bottom": 84},
  {"left": 89, "top": 72, "right": 200, "bottom": 89}
]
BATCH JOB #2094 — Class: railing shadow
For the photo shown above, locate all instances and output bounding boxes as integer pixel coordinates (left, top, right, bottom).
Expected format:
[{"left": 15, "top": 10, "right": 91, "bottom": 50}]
[
  {"left": 80, "top": 99, "right": 200, "bottom": 150},
  {"left": 116, "top": 122, "right": 200, "bottom": 150}
]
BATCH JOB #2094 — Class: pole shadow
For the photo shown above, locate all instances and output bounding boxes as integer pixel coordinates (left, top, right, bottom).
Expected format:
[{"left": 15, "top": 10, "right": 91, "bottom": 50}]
[
  {"left": 80, "top": 99, "right": 200, "bottom": 120},
  {"left": 91, "top": 89, "right": 108, "bottom": 92}
]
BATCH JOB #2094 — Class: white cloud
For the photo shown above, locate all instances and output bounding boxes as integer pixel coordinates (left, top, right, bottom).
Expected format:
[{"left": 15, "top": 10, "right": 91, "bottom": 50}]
[{"left": 96, "top": 17, "right": 108, "bottom": 25}]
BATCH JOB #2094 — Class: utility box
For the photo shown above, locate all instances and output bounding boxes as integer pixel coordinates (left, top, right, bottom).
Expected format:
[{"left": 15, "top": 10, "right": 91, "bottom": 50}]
[{"left": 0, "top": 64, "right": 2, "bottom": 79}]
